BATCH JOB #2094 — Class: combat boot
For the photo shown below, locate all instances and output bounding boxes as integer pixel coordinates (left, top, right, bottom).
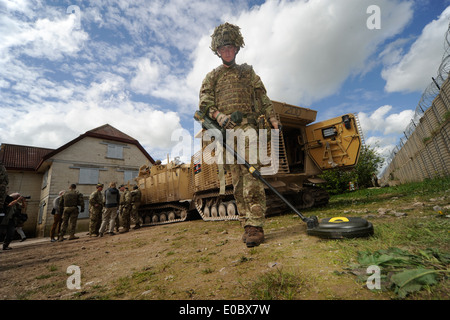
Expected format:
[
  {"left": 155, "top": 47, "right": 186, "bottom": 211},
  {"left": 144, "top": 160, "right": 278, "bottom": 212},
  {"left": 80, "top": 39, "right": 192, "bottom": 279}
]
[
  {"left": 244, "top": 226, "right": 264, "bottom": 248},
  {"left": 242, "top": 230, "right": 247, "bottom": 243},
  {"left": 68, "top": 235, "right": 79, "bottom": 240}
]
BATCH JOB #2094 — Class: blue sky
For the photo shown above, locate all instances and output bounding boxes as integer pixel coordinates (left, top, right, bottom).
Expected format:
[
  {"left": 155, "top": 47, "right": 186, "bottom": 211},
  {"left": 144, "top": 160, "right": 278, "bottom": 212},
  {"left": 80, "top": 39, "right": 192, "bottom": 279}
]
[{"left": 1, "top": 0, "right": 450, "bottom": 172}]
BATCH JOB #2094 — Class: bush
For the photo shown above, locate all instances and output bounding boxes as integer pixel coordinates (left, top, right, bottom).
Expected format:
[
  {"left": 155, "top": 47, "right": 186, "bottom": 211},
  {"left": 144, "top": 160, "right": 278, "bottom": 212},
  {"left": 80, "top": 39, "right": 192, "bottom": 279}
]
[{"left": 320, "top": 145, "right": 383, "bottom": 194}]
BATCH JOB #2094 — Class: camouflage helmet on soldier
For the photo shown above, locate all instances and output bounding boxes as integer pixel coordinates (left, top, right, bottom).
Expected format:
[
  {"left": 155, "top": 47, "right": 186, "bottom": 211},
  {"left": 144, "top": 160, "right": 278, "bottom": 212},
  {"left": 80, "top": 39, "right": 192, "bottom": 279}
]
[{"left": 210, "top": 22, "right": 245, "bottom": 56}]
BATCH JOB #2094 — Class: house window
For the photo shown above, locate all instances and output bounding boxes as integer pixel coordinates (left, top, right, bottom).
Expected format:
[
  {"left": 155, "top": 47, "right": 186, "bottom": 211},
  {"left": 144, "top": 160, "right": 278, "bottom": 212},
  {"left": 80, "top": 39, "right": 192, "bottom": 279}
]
[
  {"left": 79, "top": 168, "right": 99, "bottom": 185},
  {"left": 107, "top": 144, "right": 124, "bottom": 159},
  {"left": 124, "top": 170, "right": 138, "bottom": 184},
  {"left": 41, "top": 169, "right": 48, "bottom": 189},
  {"left": 38, "top": 200, "right": 46, "bottom": 224}
]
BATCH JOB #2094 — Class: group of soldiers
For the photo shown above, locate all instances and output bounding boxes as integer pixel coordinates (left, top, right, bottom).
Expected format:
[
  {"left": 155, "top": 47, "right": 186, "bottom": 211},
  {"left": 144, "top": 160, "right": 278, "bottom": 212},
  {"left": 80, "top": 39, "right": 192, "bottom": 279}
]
[
  {"left": 55, "top": 182, "right": 142, "bottom": 242},
  {"left": 88, "top": 183, "right": 142, "bottom": 237}
]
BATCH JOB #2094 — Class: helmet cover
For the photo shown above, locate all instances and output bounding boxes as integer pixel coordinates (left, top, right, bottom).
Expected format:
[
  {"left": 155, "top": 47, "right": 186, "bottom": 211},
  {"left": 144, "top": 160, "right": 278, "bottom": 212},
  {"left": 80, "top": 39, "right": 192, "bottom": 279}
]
[{"left": 210, "top": 22, "right": 245, "bottom": 55}]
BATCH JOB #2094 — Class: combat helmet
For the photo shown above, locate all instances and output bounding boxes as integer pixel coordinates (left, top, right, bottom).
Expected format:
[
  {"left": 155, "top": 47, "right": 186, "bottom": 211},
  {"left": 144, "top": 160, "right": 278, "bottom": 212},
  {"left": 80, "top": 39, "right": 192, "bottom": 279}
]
[{"left": 210, "top": 22, "right": 245, "bottom": 56}]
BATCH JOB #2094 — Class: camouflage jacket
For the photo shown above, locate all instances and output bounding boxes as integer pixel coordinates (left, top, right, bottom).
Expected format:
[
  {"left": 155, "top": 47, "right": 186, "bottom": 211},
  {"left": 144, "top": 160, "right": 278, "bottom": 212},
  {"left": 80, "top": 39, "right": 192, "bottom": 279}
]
[
  {"left": 89, "top": 190, "right": 103, "bottom": 209},
  {"left": 0, "top": 163, "right": 8, "bottom": 210},
  {"left": 199, "top": 63, "right": 275, "bottom": 122},
  {"left": 131, "top": 189, "right": 141, "bottom": 204},
  {"left": 59, "top": 189, "right": 84, "bottom": 212},
  {"left": 120, "top": 190, "right": 131, "bottom": 207}
]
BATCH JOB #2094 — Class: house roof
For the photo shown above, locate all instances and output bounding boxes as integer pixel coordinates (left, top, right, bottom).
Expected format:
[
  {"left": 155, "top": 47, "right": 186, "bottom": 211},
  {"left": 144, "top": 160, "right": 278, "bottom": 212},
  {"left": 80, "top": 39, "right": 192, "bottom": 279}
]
[
  {"left": 39, "top": 124, "right": 155, "bottom": 168},
  {"left": 0, "top": 144, "right": 54, "bottom": 171},
  {"left": 86, "top": 124, "right": 137, "bottom": 142},
  {"left": 1, "top": 124, "right": 155, "bottom": 171}
]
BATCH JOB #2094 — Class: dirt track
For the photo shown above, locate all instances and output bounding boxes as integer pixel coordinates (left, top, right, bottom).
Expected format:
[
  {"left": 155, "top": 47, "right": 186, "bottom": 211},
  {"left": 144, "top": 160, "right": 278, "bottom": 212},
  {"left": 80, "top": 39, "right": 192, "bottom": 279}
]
[{"left": 0, "top": 214, "right": 385, "bottom": 300}]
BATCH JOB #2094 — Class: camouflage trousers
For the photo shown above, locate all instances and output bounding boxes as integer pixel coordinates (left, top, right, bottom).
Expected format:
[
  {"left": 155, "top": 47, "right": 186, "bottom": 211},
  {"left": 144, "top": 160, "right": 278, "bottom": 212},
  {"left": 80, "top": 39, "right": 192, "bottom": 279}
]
[
  {"left": 119, "top": 205, "right": 131, "bottom": 230},
  {"left": 230, "top": 163, "right": 266, "bottom": 228},
  {"left": 226, "top": 124, "right": 266, "bottom": 228},
  {"left": 89, "top": 207, "right": 103, "bottom": 235},
  {"left": 59, "top": 206, "right": 79, "bottom": 237},
  {"left": 130, "top": 203, "right": 141, "bottom": 227}
]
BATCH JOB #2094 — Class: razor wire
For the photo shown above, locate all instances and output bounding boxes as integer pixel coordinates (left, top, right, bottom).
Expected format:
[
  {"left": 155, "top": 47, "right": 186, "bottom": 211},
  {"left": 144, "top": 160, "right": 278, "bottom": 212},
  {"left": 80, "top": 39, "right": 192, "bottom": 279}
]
[{"left": 380, "top": 22, "right": 450, "bottom": 178}]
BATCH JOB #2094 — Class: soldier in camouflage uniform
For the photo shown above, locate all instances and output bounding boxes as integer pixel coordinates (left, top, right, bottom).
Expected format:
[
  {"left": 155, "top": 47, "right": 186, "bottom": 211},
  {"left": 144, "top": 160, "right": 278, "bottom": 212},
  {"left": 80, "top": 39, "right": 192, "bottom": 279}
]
[
  {"left": 0, "top": 161, "right": 8, "bottom": 210},
  {"left": 119, "top": 185, "right": 132, "bottom": 232},
  {"left": 88, "top": 183, "right": 104, "bottom": 237},
  {"left": 198, "top": 22, "right": 279, "bottom": 247},
  {"left": 58, "top": 184, "right": 84, "bottom": 241},
  {"left": 0, "top": 162, "right": 13, "bottom": 250},
  {"left": 130, "top": 185, "right": 142, "bottom": 229}
]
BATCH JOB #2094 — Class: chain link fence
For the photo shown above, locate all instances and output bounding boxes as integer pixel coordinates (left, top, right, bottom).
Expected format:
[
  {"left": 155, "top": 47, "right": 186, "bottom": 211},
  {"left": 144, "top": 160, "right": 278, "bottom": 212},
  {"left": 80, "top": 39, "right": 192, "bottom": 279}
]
[{"left": 379, "top": 23, "right": 450, "bottom": 185}]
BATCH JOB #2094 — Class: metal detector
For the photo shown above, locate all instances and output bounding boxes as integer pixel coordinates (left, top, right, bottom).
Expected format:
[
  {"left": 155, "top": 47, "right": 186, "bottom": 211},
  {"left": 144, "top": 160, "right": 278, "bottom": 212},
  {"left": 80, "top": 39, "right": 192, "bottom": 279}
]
[{"left": 194, "top": 111, "right": 373, "bottom": 239}]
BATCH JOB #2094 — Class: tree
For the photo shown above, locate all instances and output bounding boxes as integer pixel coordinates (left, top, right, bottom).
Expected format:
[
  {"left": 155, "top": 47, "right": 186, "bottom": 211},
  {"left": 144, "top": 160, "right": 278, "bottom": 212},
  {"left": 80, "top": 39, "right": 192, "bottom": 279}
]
[{"left": 320, "top": 145, "right": 383, "bottom": 194}]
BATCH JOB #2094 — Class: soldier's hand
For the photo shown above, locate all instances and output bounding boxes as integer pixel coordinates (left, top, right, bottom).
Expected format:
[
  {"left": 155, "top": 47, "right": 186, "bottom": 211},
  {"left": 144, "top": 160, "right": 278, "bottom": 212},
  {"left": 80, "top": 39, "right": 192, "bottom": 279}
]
[
  {"left": 216, "top": 112, "right": 233, "bottom": 128},
  {"left": 216, "top": 112, "right": 230, "bottom": 128},
  {"left": 269, "top": 116, "right": 279, "bottom": 130}
]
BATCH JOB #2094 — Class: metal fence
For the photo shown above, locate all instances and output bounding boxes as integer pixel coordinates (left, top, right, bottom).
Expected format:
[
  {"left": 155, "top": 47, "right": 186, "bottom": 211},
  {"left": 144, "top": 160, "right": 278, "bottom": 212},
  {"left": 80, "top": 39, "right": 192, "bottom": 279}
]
[{"left": 379, "top": 23, "right": 450, "bottom": 185}]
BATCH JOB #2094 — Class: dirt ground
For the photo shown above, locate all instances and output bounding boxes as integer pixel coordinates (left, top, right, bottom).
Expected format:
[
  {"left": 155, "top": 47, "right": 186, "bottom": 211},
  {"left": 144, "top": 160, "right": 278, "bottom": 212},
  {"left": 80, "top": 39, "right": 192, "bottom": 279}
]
[
  {"left": 0, "top": 213, "right": 392, "bottom": 301},
  {"left": 2, "top": 184, "right": 449, "bottom": 304}
]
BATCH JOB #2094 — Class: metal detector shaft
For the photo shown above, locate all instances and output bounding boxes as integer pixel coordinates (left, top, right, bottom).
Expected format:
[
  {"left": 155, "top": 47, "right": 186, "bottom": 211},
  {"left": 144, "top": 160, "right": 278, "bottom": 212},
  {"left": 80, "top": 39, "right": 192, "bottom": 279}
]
[{"left": 194, "top": 111, "right": 319, "bottom": 229}]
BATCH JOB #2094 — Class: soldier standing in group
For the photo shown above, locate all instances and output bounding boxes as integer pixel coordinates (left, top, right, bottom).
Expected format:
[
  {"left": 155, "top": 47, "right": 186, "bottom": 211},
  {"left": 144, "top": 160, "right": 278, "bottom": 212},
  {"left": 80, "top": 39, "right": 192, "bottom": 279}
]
[
  {"left": 130, "top": 185, "right": 142, "bottom": 229},
  {"left": 1, "top": 162, "right": 12, "bottom": 250},
  {"left": 198, "top": 22, "right": 279, "bottom": 247},
  {"left": 58, "top": 184, "right": 84, "bottom": 241},
  {"left": 0, "top": 161, "right": 8, "bottom": 210},
  {"left": 118, "top": 185, "right": 131, "bottom": 233},
  {"left": 88, "top": 183, "right": 103, "bottom": 237},
  {"left": 50, "top": 190, "right": 64, "bottom": 242},
  {"left": 99, "top": 182, "right": 120, "bottom": 236}
]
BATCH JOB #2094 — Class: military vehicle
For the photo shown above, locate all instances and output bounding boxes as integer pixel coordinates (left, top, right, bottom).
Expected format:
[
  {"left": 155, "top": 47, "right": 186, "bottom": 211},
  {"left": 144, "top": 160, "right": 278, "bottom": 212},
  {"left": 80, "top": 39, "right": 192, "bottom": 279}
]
[
  {"left": 136, "top": 101, "right": 363, "bottom": 226},
  {"left": 136, "top": 159, "right": 197, "bottom": 226}
]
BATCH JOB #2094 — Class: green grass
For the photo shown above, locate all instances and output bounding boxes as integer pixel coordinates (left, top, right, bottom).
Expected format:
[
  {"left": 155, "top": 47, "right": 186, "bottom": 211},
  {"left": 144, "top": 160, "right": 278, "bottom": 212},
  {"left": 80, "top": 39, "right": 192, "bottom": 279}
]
[
  {"left": 246, "top": 268, "right": 308, "bottom": 300},
  {"left": 312, "top": 176, "right": 450, "bottom": 299},
  {"left": 328, "top": 176, "right": 450, "bottom": 205}
]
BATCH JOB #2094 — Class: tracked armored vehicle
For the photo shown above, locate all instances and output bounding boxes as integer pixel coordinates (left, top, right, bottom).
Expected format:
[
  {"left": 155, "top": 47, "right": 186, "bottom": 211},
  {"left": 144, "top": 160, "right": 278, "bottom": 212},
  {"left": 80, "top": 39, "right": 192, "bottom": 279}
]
[
  {"left": 136, "top": 101, "right": 363, "bottom": 225},
  {"left": 192, "top": 101, "right": 363, "bottom": 221},
  {"left": 136, "top": 160, "right": 198, "bottom": 225}
]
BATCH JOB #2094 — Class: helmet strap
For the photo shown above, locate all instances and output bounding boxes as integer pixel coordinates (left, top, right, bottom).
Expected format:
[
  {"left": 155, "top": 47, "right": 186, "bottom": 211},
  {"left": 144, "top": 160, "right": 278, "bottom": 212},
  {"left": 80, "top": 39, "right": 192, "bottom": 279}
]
[{"left": 222, "top": 57, "right": 236, "bottom": 67}]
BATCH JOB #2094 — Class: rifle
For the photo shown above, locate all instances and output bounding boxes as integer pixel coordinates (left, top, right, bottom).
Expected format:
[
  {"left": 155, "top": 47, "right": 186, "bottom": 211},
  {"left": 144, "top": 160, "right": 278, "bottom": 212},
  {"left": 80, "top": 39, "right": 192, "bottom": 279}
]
[{"left": 193, "top": 111, "right": 319, "bottom": 230}]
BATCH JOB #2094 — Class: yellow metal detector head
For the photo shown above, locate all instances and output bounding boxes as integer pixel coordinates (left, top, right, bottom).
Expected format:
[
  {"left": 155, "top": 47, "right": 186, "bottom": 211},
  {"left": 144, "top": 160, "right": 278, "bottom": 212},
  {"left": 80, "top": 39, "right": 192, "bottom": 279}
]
[{"left": 307, "top": 216, "right": 374, "bottom": 239}]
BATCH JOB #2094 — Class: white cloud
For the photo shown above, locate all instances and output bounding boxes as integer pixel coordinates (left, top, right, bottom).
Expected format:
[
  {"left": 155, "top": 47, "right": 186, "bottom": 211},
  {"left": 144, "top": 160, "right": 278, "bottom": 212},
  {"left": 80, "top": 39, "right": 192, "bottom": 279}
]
[
  {"left": 0, "top": 92, "right": 183, "bottom": 156},
  {"left": 366, "top": 135, "right": 397, "bottom": 157},
  {"left": 381, "top": 6, "right": 450, "bottom": 93},
  {"left": 130, "top": 58, "right": 161, "bottom": 95},
  {"left": 357, "top": 105, "right": 414, "bottom": 136},
  {"left": 384, "top": 109, "right": 415, "bottom": 135},
  {"left": 215, "top": 0, "right": 413, "bottom": 105},
  {"left": 0, "top": 8, "right": 89, "bottom": 61}
]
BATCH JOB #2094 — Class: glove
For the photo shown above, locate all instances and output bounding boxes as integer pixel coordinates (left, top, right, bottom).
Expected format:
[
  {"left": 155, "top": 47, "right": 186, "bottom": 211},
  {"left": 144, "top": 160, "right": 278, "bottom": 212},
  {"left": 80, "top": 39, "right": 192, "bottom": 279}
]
[
  {"left": 216, "top": 112, "right": 235, "bottom": 129},
  {"left": 269, "top": 116, "right": 280, "bottom": 130}
]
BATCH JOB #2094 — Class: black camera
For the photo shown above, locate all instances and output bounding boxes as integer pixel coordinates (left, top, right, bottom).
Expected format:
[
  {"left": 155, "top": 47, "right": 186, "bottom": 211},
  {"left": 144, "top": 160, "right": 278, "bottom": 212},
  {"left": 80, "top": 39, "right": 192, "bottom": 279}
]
[{"left": 23, "top": 196, "right": 31, "bottom": 199}]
